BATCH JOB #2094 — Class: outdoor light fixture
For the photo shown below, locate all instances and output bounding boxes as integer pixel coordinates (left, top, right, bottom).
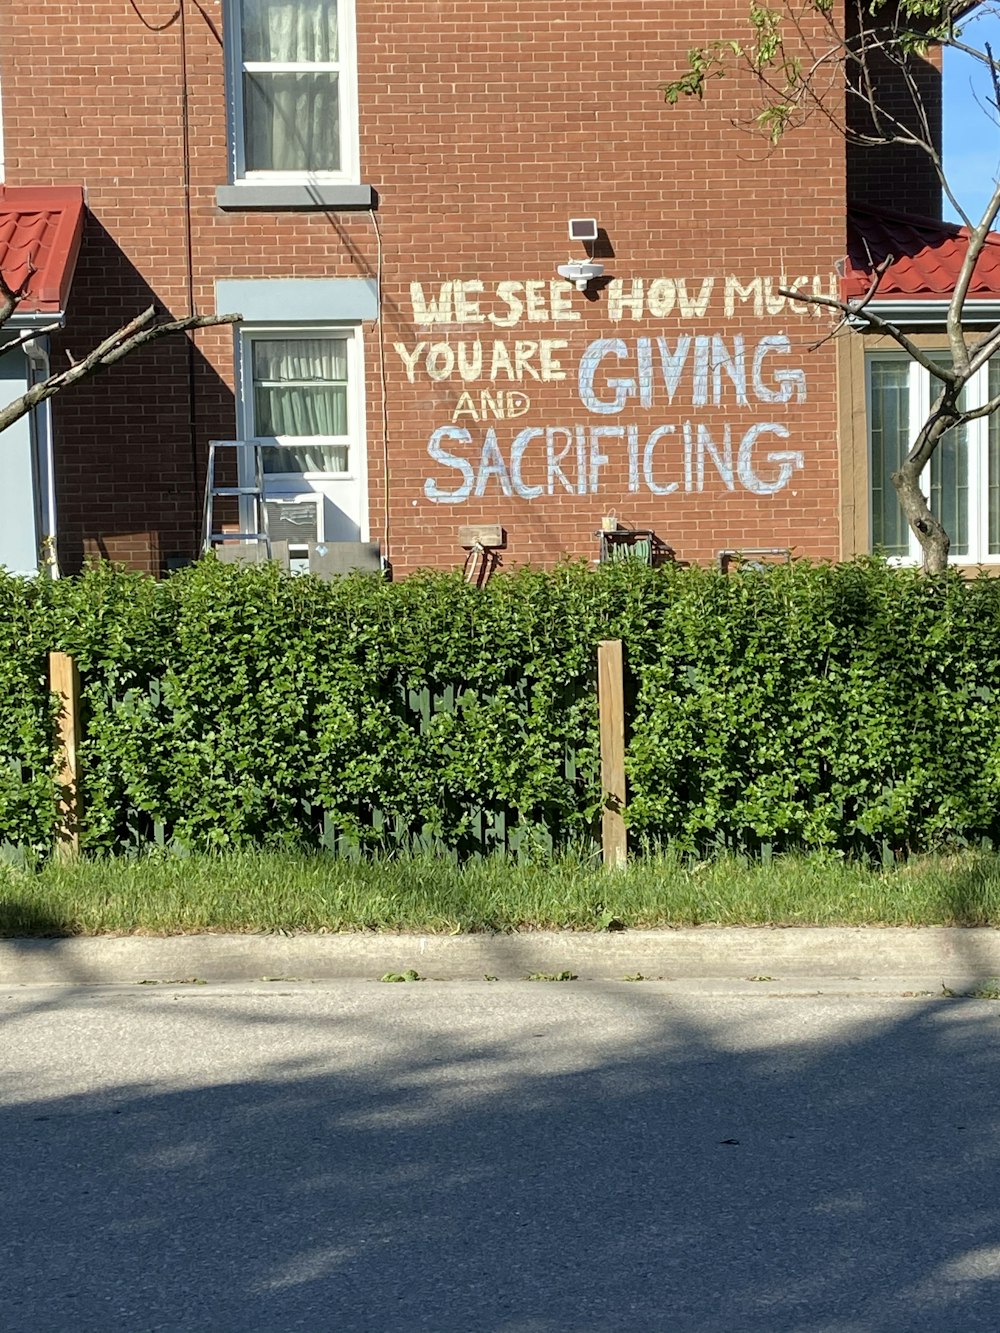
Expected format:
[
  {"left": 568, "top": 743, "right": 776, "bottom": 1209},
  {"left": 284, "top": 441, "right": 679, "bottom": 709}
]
[
  {"left": 568, "top": 218, "right": 598, "bottom": 242},
  {"left": 558, "top": 217, "right": 604, "bottom": 290}
]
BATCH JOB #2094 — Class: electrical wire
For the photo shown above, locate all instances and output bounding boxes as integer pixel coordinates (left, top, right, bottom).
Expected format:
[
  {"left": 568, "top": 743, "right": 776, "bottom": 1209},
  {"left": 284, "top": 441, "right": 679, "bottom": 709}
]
[
  {"left": 187, "top": 0, "right": 223, "bottom": 45},
  {"left": 127, "top": 0, "right": 180, "bottom": 32},
  {"left": 128, "top": 0, "right": 198, "bottom": 559},
  {"left": 178, "top": 0, "right": 202, "bottom": 555}
]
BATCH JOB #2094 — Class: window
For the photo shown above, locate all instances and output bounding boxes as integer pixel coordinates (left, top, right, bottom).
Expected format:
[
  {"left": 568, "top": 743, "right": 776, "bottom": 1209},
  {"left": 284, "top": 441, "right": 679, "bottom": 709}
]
[
  {"left": 227, "top": 0, "right": 358, "bottom": 182},
  {"left": 238, "top": 325, "right": 369, "bottom": 541},
  {"left": 240, "top": 329, "right": 360, "bottom": 476},
  {"left": 868, "top": 353, "right": 1000, "bottom": 563}
]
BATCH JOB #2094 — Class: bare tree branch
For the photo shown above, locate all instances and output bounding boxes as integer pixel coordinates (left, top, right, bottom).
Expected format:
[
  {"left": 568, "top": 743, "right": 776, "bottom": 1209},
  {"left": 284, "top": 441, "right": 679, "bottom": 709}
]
[
  {"left": 0, "top": 307, "right": 241, "bottom": 436},
  {"left": 945, "top": 177, "right": 1000, "bottom": 378},
  {"left": 0, "top": 322, "right": 63, "bottom": 359},
  {"left": 801, "top": 253, "right": 893, "bottom": 351},
  {"left": 985, "top": 38, "right": 1000, "bottom": 112},
  {"left": 961, "top": 316, "right": 1000, "bottom": 374},
  {"left": 778, "top": 283, "right": 959, "bottom": 381},
  {"left": 945, "top": 388, "right": 1000, "bottom": 423}
]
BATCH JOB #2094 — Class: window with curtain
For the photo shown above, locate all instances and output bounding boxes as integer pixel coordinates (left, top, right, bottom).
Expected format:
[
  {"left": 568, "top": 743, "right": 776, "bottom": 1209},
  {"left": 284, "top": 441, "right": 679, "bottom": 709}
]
[
  {"left": 868, "top": 353, "right": 1000, "bottom": 564},
  {"left": 250, "top": 336, "right": 350, "bottom": 474},
  {"left": 235, "top": 0, "right": 350, "bottom": 175}
]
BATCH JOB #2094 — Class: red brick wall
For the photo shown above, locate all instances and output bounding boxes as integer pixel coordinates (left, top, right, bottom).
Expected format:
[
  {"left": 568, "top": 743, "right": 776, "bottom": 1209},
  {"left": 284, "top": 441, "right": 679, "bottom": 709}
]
[
  {"left": 4, "top": 0, "right": 848, "bottom": 575},
  {"left": 845, "top": 25, "right": 943, "bottom": 219}
]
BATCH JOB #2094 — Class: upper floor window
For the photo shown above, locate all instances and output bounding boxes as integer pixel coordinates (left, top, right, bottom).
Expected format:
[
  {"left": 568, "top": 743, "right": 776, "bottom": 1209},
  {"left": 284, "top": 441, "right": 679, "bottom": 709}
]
[
  {"left": 227, "top": 0, "right": 358, "bottom": 182},
  {"left": 868, "top": 353, "right": 1000, "bottom": 564}
]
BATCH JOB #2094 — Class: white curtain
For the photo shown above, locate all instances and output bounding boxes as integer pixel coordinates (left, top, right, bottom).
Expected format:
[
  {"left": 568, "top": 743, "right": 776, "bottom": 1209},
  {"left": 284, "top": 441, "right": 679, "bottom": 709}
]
[
  {"left": 242, "top": 0, "right": 341, "bottom": 172},
  {"left": 989, "top": 361, "right": 1000, "bottom": 555},
  {"left": 253, "top": 338, "right": 349, "bottom": 474},
  {"left": 242, "top": 0, "right": 339, "bottom": 62}
]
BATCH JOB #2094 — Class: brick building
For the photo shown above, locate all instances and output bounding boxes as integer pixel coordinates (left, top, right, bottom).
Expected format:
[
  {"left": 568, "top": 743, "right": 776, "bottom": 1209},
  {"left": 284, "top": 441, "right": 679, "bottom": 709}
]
[{"left": 0, "top": 0, "right": 980, "bottom": 578}]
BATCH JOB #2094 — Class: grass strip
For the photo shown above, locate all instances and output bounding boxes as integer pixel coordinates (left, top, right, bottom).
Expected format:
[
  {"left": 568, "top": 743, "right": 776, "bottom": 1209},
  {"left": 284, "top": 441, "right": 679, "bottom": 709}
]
[{"left": 2, "top": 848, "right": 1000, "bottom": 936}]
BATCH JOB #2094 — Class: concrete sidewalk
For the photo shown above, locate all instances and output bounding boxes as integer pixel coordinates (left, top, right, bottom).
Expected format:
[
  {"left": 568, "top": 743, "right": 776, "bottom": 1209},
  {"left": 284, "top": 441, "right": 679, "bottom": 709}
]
[{"left": 2, "top": 926, "right": 1000, "bottom": 989}]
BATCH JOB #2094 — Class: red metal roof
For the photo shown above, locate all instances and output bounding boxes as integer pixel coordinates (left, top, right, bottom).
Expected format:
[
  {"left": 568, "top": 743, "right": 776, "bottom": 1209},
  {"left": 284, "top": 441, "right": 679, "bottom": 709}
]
[
  {"left": 0, "top": 186, "right": 85, "bottom": 315},
  {"left": 844, "top": 205, "right": 1000, "bottom": 303}
]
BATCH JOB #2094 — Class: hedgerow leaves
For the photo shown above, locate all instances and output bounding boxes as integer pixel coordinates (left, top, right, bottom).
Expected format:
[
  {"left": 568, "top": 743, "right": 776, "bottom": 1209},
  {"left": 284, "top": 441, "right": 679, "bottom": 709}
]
[{"left": 6, "top": 556, "right": 1000, "bottom": 860}]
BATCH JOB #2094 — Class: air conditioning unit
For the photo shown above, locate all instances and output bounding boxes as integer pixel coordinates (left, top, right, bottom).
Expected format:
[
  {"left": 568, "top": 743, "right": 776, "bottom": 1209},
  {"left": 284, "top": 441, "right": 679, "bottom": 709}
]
[{"left": 264, "top": 494, "right": 324, "bottom": 546}]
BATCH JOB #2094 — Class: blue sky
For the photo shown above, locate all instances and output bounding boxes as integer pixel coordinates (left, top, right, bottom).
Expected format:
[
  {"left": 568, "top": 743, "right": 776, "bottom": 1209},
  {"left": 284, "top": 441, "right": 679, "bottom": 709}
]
[{"left": 943, "top": 8, "right": 1000, "bottom": 222}]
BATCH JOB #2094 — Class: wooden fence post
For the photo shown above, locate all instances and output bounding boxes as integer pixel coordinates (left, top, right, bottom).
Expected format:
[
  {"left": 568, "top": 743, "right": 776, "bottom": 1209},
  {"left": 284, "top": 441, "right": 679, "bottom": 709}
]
[
  {"left": 597, "top": 639, "right": 627, "bottom": 870},
  {"left": 49, "top": 651, "right": 82, "bottom": 861}
]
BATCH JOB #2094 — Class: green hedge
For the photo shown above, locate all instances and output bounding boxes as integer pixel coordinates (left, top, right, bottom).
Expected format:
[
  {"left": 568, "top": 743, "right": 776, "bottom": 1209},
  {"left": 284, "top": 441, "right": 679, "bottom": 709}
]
[
  {"left": 4, "top": 556, "right": 1000, "bottom": 859},
  {"left": 51, "top": 560, "right": 605, "bottom": 856},
  {"left": 0, "top": 573, "right": 58, "bottom": 850}
]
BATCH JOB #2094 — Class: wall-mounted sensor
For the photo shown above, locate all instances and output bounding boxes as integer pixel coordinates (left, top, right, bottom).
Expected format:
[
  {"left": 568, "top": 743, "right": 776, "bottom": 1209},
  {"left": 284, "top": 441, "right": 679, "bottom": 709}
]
[
  {"left": 569, "top": 218, "right": 599, "bottom": 242},
  {"left": 561, "top": 219, "right": 603, "bottom": 289},
  {"left": 557, "top": 261, "right": 605, "bottom": 291}
]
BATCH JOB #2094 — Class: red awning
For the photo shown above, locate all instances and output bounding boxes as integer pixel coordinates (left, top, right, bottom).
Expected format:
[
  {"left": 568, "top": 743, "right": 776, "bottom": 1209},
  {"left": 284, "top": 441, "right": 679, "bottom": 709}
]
[
  {"left": 844, "top": 205, "right": 1000, "bottom": 304},
  {"left": 0, "top": 186, "right": 85, "bottom": 315}
]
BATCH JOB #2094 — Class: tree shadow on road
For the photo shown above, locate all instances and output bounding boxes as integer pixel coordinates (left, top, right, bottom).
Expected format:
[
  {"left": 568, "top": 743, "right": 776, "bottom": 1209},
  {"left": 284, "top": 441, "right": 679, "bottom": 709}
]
[
  {"left": 0, "top": 898, "right": 72, "bottom": 938},
  {"left": 1, "top": 969, "right": 999, "bottom": 1333}
]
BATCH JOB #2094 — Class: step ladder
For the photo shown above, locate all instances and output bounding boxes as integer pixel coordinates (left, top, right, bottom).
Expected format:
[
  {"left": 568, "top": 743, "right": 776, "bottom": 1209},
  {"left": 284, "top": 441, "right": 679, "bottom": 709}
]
[{"left": 202, "top": 441, "right": 272, "bottom": 557}]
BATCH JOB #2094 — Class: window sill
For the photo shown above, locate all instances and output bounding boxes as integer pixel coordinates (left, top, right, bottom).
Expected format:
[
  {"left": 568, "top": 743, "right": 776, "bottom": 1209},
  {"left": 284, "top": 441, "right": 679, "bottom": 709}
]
[
  {"left": 266, "top": 474, "right": 356, "bottom": 482},
  {"left": 216, "top": 183, "right": 376, "bottom": 211},
  {"left": 884, "top": 555, "right": 1000, "bottom": 568}
]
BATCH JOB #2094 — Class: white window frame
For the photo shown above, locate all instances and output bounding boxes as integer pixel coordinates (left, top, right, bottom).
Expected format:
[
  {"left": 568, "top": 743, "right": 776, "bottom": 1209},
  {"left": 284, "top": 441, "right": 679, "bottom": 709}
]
[
  {"left": 867, "top": 350, "right": 1000, "bottom": 566},
  {"left": 236, "top": 324, "right": 366, "bottom": 484},
  {"left": 0, "top": 67, "right": 6, "bottom": 182},
  {"left": 224, "top": 0, "right": 360, "bottom": 185}
]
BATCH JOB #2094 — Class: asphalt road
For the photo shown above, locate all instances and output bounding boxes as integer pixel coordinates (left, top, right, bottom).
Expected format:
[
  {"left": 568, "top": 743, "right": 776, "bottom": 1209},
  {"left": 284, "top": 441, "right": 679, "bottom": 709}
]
[{"left": 2, "top": 978, "right": 999, "bottom": 1333}]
